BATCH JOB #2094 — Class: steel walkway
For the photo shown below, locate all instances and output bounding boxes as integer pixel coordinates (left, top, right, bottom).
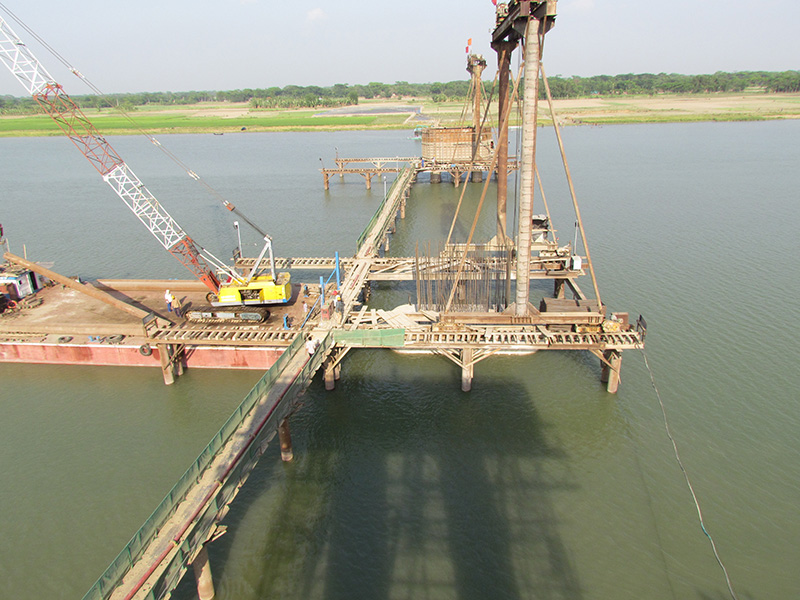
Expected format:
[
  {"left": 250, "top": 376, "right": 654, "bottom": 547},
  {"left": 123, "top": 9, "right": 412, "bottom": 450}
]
[
  {"left": 84, "top": 332, "right": 333, "bottom": 600},
  {"left": 149, "top": 325, "right": 297, "bottom": 346},
  {"left": 241, "top": 255, "right": 582, "bottom": 282},
  {"left": 404, "top": 328, "right": 643, "bottom": 350},
  {"left": 84, "top": 167, "right": 424, "bottom": 600}
]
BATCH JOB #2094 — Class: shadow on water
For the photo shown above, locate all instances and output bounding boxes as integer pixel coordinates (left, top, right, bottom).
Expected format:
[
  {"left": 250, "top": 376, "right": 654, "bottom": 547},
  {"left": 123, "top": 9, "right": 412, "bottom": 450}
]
[{"left": 187, "top": 351, "right": 585, "bottom": 600}]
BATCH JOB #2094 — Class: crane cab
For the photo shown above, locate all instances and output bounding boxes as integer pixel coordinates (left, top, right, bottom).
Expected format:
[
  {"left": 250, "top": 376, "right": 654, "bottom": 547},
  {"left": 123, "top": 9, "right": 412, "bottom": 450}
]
[{"left": 214, "top": 272, "right": 292, "bottom": 306}]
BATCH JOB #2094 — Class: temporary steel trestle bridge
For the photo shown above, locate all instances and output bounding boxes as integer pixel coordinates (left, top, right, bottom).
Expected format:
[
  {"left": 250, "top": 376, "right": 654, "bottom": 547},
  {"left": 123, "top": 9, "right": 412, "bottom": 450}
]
[
  {"left": 85, "top": 158, "right": 643, "bottom": 600},
  {"left": 1, "top": 2, "right": 643, "bottom": 598}
]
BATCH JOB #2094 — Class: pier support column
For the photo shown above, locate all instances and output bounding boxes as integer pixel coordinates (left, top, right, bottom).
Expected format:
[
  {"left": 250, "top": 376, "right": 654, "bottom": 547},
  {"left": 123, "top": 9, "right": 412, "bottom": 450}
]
[
  {"left": 278, "top": 418, "right": 293, "bottom": 462},
  {"left": 173, "top": 344, "right": 185, "bottom": 378},
  {"left": 601, "top": 350, "right": 623, "bottom": 394},
  {"left": 192, "top": 546, "right": 215, "bottom": 600},
  {"left": 515, "top": 16, "right": 544, "bottom": 316},
  {"left": 554, "top": 279, "right": 565, "bottom": 299},
  {"left": 157, "top": 343, "right": 175, "bottom": 385},
  {"left": 324, "top": 358, "right": 336, "bottom": 391},
  {"left": 492, "top": 40, "right": 516, "bottom": 243},
  {"left": 430, "top": 172, "right": 442, "bottom": 184},
  {"left": 461, "top": 348, "right": 474, "bottom": 392},
  {"left": 471, "top": 169, "right": 483, "bottom": 183},
  {"left": 400, "top": 198, "right": 406, "bottom": 219}
]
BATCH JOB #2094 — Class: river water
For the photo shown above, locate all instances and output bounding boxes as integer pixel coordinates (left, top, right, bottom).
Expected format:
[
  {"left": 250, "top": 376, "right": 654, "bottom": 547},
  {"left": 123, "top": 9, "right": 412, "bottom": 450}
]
[{"left": 1, "top": 122, "right": 798, "bottom": 600}]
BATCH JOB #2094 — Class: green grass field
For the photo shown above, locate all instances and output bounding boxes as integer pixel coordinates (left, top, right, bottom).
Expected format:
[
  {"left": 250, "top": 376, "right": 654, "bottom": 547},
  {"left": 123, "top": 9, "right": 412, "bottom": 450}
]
[{"left": 0, "top": 111, "right": 394, "bottom": 137}]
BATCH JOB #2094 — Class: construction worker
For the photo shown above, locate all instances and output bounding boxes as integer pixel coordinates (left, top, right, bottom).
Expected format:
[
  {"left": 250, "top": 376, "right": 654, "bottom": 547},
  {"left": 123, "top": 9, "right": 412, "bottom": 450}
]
[
  {"left": 172, "top": 294, "right": 183, "bottom": 318},
  {"left": 305, "top": 335, "right": 317, "bottom": 356},
  {"left": 335, "top": 295, "right": 344, "bottom": 322}
]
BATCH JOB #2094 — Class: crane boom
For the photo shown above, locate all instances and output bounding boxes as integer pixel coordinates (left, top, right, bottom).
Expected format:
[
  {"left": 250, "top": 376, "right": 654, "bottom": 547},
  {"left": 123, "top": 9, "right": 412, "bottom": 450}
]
[{"left": 0, "top": 15, "right": 220, "bottom": 292}]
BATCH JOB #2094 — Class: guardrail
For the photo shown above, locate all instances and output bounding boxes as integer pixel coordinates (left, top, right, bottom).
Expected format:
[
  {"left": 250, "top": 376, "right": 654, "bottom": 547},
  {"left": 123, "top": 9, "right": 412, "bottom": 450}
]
[
  {"left": 333, "top": 328, "right": 405, "bottom": 347},
  {"left": 356, "top": 166, "right": 413, "bottom": 253},
  {"left": 83, "top": 331, "right": 332, "bottom": 600}
]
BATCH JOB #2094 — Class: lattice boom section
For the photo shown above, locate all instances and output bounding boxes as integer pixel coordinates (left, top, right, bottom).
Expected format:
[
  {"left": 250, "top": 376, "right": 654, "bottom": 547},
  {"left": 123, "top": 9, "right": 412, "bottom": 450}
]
[
  {"left": 103, "top": 164, "right": 187, "bottom": 250},
  {"left": 168, "top": 237, "right": 220, "bottom": 292},
  {"left": 37, "top": 84, "right": 125, "bottom": 176},
  {"left": 102, "top": 164, "right": 219, "bottom": 289},
  {"left": 0, "top": 18, "right": 52, "bottom": 96}
]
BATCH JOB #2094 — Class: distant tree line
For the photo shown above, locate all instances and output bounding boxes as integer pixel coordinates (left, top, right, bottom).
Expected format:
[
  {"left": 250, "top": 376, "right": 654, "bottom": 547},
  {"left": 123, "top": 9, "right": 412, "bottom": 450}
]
[
  {"left": 544, "top": 70, "right": 800, "bottom": 97},
  {"left": 0, "top": 71, "right": 797, "bottom": 114},
  {"left": 0, "top": 80, "right": 472, "bottom": 114}
]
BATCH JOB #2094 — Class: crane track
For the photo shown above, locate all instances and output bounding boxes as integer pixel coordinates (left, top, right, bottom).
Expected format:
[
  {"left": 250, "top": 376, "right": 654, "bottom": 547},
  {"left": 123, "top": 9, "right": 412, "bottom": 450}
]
[{"left": 184, "top": 306, "right": 270, "bottom": 325}]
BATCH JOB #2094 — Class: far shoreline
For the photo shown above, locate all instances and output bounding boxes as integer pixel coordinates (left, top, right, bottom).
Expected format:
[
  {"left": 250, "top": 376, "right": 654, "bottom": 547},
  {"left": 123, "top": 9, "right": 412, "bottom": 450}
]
[{"left": 1, "top": 92, "right": 798, "bottom": 137}]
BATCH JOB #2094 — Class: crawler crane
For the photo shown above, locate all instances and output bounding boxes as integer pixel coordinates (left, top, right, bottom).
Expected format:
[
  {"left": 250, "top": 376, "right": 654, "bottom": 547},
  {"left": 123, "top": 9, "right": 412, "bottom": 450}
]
[{"left": 0, "top": 14, "right": 291, "bottom": 323}]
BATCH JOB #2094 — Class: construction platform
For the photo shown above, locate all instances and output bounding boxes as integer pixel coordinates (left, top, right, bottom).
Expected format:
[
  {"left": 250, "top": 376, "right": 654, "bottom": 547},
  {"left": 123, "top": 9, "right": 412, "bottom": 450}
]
[
  {"left": 1, "top": 160, "right": 643, "bottom": 393},
  {"left": 0, "top": 278, "right": 304, "bottom": 371},
  {"left": 321, "top": 156, "right": 519, "bottom": 189}
]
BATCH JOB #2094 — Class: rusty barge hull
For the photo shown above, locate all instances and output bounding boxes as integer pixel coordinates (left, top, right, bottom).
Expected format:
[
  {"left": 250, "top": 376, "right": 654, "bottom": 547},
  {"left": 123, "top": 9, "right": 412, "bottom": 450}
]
[{"left": 0, "top": 341, "right": 284, "bottom": 370}]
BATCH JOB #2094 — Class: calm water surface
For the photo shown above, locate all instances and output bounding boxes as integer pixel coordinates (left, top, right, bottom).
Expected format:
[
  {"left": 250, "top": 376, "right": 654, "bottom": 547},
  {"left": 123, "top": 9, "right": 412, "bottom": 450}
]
[{"left": 1, "top": 122, "right": 799, "bottom": 599}]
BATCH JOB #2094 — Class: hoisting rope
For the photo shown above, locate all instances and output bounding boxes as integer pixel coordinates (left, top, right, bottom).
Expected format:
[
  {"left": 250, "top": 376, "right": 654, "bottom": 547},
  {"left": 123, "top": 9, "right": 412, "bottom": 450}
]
[
  {"left": 639, "top": 348, "right": 740, "bottom": 600},
  {"left": 458, "top": 74, "right": 489, "bottom": 131},
  {"left": 540, "top": 62, "right": 602, "bottom": 307},
  {"left": 442, "top": 61, "right": 525, "bottom": 313},
  {"left": 444, "top": 68, "right": 499, "bottom": 247},
  {"left": 534, "top": 164, "right": 555, "bottom": 241},
  {"left": 458, "top": 76, "right": 473, "bottom": 127},
  {"left": 0, "top": 3, "right": 259, "bottom": 233}
]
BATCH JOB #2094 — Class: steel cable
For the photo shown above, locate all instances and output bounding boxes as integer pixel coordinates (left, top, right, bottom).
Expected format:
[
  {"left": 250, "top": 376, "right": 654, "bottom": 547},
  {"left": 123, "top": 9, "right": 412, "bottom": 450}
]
[{"left": 640, "top": 348, "right": 740, "bottom": 600}]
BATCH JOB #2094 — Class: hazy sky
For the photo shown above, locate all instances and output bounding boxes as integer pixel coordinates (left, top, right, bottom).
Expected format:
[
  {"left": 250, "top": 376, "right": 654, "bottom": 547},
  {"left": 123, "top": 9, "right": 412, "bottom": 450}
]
[{"left": 0, "top": 0, "right": 798, "bottom": 96}]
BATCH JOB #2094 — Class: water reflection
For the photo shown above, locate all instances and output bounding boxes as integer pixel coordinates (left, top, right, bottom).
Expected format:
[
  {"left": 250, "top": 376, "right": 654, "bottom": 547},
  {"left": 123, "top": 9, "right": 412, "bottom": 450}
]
[{"left": 190, "top": 350, "right": 594, "bottom": 600}]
